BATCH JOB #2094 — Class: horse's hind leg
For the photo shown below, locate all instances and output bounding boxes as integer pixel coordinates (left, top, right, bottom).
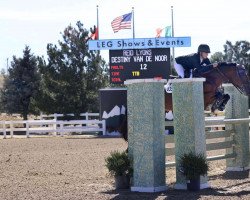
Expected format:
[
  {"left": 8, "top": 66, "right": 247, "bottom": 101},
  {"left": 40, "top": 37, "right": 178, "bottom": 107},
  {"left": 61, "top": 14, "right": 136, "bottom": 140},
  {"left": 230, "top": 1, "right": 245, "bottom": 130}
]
[{"left": 217, "top": 94, "right": 230, "bottom": 111}]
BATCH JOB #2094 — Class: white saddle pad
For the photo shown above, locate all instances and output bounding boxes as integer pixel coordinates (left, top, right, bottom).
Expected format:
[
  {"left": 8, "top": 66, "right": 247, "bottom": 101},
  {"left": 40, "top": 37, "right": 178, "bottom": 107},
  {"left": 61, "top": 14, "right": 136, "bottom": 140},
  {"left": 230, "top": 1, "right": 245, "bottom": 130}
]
[{"left": 164, "top": 80, "right": 172, "bottom": 93}]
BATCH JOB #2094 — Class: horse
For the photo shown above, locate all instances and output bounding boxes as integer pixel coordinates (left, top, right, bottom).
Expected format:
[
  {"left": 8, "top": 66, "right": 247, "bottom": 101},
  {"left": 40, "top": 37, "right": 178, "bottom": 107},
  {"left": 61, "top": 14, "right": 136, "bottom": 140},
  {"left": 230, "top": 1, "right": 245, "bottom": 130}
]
[
  {"left": 165, "top": 62, "right": 250, "bottom": 112},
  {"left": 119, "top": 62, "right": 250, "bottom": 142}
]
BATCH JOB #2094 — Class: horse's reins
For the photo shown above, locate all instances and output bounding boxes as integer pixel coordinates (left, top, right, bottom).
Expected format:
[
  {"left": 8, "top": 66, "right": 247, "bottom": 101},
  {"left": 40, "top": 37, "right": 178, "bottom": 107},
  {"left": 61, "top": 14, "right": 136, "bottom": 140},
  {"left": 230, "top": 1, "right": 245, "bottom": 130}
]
[{"left": 215, "top": 67, "right": 230, "bottom": 83}]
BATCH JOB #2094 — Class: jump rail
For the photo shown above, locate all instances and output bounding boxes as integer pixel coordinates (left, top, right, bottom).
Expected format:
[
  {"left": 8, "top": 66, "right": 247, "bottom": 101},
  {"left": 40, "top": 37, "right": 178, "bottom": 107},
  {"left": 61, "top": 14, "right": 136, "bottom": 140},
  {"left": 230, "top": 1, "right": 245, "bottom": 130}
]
[{"left": 165, "top": 117, "right": 250, "bottom": 167}]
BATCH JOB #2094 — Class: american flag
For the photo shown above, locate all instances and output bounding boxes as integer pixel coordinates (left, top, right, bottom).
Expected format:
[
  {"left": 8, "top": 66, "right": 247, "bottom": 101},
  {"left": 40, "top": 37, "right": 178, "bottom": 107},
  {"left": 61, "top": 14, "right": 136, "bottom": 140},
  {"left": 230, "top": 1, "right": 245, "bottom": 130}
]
[{"left": 111, "top": 12, "right": 132, "bottom": 33}]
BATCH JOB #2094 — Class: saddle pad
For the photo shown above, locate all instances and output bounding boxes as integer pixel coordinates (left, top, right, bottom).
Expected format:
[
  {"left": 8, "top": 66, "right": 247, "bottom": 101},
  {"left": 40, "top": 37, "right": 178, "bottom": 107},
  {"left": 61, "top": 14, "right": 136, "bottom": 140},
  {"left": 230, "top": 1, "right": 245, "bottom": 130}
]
[{"left": 164, "top": 80, "right": 172, "bottom": 93}]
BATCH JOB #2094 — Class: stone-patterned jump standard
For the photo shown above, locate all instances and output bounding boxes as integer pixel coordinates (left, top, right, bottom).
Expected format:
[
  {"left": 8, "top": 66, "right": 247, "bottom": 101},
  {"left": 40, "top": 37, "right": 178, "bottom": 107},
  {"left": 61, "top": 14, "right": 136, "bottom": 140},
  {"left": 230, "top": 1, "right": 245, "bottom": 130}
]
[{"left": 125, "top": 79, "right": 167, "bottom": 192}]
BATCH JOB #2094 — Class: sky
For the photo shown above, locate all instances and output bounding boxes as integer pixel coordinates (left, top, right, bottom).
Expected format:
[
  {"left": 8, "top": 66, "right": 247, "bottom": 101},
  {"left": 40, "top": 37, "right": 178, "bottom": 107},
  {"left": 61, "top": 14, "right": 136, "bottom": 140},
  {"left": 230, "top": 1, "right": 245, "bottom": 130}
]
[{"left": 0, "top": 0, "right": 249, "bottom": 71}]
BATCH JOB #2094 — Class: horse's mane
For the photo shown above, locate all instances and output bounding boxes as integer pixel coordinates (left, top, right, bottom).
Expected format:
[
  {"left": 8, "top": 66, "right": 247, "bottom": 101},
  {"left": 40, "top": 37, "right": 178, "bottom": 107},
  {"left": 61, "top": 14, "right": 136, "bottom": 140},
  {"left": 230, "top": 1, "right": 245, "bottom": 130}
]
[
  {"left": 218, "top": 62, "right": 237, "bottom": 68},
  {"left": 205, "top": 61, "right": 249, "bottom": 95},
  {"left": 203, "top": 62, "right": 238, "bottom": 77}
]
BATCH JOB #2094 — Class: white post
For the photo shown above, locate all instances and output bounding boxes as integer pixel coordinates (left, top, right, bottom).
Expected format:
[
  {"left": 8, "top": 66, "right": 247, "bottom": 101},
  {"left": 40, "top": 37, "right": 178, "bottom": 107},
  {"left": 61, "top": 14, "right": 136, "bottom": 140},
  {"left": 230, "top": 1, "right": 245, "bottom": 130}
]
[
  {"left": 60, "top": 123, "right": 64, "bottom": 137},
  {"left": 40, "top": 112, "right": 43, "bottom": 120},
  {"left": 10, "top": 122, "right": 14, "bottom": 138},
  {"left": 102, "top": 120, "right": 106, "bottom": 135},
  {"left": 86, "top": 112, "right": 90, "bottom": 127},
  {"left": 26, "top": 122, "right": 30, "bottom": 138},
  {"left": 53, "top": 113, "right": 57, "bottom": 136},
  {"left": 3, "top": 121, "right": 6, "bottom": 139}
]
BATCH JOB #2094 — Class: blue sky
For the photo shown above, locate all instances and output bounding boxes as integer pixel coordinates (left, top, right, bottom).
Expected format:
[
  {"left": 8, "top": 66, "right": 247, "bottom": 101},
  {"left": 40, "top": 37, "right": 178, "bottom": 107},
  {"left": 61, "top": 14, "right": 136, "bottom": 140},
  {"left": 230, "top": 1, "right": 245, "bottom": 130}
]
[{"left": 0, "top": 0, "right": 249, "bottom": 71}]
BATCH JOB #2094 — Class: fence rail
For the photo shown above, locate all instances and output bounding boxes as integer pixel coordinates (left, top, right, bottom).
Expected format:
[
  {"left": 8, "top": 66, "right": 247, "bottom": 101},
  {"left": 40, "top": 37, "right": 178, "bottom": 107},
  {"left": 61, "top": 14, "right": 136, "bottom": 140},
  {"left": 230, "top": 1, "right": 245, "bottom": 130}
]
[
  {"left": 0, "top": 119, "right": 106, "bottom": 139},
  {"left": 39, "top": 113, "right": 99, "bottom": 120}
]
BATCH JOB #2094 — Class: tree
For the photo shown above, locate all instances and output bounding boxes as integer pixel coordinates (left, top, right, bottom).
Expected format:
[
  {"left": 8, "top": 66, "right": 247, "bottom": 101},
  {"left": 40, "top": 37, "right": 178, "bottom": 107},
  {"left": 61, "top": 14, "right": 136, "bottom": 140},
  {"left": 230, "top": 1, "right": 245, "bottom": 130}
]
[
  {"left": 223, "top": 40, "right": 250, "bottom": 74},
  {"left": 210, "top": 52, "right": 224, "bottom": 63},
  {"left": 210, "top": 40, "right": 250, "bottom": 107},
  {"left": 210, "top": 40, "right": 250, "bottom": 75},
  {"left": 35, "top": 21, "right": 109, "bottom": 115},
  {"left": 0, "top": 46, "right": 40, "bottom": 119}
]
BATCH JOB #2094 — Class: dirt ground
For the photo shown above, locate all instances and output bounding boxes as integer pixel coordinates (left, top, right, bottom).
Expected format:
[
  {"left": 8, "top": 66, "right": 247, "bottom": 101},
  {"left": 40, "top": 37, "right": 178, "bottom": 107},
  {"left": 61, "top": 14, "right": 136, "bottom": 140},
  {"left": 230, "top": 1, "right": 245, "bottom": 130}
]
[{"left": 0, "top": 135, "right": 250, "bottom": 200}]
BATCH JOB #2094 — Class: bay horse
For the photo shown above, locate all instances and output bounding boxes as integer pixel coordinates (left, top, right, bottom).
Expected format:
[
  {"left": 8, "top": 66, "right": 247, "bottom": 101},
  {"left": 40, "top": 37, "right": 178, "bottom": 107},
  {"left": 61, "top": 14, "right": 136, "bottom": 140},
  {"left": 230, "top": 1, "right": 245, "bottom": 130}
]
[
  {"left": 120, "top": 62, "right": 250, "bottom": 142},
  {"left": 165, "top": 62, "right": 250, "bottom": 112}
]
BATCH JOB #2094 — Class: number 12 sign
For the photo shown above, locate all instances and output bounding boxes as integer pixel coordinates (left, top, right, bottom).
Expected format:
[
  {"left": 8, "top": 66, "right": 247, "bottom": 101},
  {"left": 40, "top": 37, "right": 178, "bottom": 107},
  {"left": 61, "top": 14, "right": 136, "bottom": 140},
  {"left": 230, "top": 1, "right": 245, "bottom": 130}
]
[{"left": 109, "top": 48, "right": 170, "bottom": 84}]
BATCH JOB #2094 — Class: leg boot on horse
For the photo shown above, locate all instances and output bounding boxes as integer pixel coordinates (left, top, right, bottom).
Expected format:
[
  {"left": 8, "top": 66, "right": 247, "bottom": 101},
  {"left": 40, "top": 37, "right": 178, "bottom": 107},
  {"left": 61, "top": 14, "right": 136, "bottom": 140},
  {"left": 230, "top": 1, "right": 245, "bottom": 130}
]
[
  {"left": 218, "top": 94, "right": 230, "bottom": 111},
  {"left": 211, "top": 91, "right": 230, "bottom": 112}
]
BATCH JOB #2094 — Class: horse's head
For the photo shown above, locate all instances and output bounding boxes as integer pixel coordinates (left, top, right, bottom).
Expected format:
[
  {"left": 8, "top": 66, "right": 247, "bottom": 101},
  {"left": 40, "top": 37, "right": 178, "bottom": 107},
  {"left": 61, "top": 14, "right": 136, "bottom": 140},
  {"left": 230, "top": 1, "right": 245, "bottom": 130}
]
[{"left": 217, "top": 62, "right": 250, "bottom": 96}]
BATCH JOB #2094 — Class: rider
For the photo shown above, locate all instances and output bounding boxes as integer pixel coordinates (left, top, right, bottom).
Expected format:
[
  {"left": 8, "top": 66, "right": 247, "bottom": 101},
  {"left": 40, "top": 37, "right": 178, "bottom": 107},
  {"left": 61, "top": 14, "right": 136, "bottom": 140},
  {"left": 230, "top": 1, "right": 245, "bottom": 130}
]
[
  {"left": 174, "top": 44, "right": 217, "bottom": 78},
  {"left": 174, "top": 44, "right": 230, "bottom": 111}
]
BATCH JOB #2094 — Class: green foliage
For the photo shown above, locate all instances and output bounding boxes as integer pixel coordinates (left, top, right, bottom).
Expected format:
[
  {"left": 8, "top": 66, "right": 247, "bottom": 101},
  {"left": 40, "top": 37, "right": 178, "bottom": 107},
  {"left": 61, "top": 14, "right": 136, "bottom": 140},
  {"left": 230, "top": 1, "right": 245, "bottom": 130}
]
[
  {"left": 179, "top": 152, "right": 209, "bottom": 180},
  {"left": 34, "top": 21, "right": 109, "bottom": 115},
  {"left": 0, "top": 46, "right": 40, "bottom": 119},
  {"left": 210, "top": 40, "right": 250, "bottom": 107},
  {"left": 105, "top": 150, "right": 133, "bottom": 177},
  {"left": 223, "top": 40, "right": 250, "bottom": 66},
  {"left": 210, "top": 52, "right": 224, "bottom": 63},
  {"left": 211, "top": 40, "right": 250, "bottom": 74}
]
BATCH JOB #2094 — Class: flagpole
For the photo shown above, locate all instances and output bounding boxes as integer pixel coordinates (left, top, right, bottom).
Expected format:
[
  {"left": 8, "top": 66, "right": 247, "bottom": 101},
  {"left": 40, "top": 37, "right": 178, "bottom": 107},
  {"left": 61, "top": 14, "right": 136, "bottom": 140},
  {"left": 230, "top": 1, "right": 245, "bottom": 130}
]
[
  {"left": 171, "top": 6, "right": 175, "bottom": 74},
  {"left": 96, "top": 5, "right": 99, "bottom": 39},
  {"left": 132, "top": 7, "right": 135, "bottom": 38}
]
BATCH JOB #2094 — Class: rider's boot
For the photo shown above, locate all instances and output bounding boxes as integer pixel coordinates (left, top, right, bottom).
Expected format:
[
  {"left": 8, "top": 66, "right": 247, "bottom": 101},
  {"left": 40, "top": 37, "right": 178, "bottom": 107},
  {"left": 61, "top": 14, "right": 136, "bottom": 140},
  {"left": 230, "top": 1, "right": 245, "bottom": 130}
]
[{"left": 218, "top": 94, "right": 230, "bottom": 111}]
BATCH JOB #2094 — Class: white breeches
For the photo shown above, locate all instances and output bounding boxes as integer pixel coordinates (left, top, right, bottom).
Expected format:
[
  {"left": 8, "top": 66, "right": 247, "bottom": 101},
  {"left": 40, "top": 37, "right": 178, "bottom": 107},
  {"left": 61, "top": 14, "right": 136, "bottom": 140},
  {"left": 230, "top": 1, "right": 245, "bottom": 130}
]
[
  {"left": 174, "top": 62, "right": 184, "bottom": 78},
  {"left": 174, "top": 62, "right": 193, "bottom": 78}
]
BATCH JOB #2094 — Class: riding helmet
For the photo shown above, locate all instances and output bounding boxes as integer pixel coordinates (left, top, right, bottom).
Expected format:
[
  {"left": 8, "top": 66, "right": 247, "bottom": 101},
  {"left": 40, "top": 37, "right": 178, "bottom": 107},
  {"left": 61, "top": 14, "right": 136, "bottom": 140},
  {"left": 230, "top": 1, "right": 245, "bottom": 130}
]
[{"left": 198, "top": 44, "right": 211, "bottom": 53}]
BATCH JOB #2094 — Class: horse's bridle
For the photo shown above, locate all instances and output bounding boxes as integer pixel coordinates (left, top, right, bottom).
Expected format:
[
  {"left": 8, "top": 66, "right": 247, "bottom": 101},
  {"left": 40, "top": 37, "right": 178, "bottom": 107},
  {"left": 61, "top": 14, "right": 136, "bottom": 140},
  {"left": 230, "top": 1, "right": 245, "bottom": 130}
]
[
  {"left": 216, "top": 65, "right": 248, "bottom": 95},
  {"left": 236, "top": 66, "right": 249, "bottom": 95},
  {"left": 215, "top": 67, "right": 230, "bottom": 83}
]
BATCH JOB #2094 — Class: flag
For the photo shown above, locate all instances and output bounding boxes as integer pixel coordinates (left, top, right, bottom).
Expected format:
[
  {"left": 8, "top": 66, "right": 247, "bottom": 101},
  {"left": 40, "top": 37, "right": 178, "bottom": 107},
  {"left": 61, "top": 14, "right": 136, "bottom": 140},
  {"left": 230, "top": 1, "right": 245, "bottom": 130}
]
[
  {"left": 156, "top": 28, "right": 163, "bottom": 38},
  {"left": 111, "top": 12, "right": 132, "bottom": 33},
  {"left": 155, "top": 26, "right": 172, "bottom": 37},
  {"left": 90, "top": 25, "right": 98, "bottom": 40},
  {"left": 165, "top": 26, "right": 172, "bottom": 37},
  {"left": 86, "top": 25, "right": 98, "bottom": 42}
]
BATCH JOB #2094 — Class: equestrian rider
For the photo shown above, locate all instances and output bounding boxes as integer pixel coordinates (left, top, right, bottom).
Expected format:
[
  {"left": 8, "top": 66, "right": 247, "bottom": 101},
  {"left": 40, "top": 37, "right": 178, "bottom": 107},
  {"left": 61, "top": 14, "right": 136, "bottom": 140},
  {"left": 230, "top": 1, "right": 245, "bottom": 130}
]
[
  {"left": 174, "top": 44, "right": 230, "bottom": 111},
  {"left": 174, "top": 44, "right": 217, "bottom": 78}
]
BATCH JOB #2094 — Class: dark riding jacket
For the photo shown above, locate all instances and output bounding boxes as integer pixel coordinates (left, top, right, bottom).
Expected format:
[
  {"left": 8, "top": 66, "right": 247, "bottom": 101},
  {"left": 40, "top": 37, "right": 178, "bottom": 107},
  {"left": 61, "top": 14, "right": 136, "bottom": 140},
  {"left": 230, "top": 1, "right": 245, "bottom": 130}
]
[{"left": 175, "top": 53, "right": 214, "bottom": 77}]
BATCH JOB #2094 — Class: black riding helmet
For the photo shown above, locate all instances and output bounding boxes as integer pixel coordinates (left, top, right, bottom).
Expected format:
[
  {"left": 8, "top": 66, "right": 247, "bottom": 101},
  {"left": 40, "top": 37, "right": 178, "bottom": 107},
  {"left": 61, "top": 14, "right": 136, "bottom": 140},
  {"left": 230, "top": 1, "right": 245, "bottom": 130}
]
[{"left": 198, "top": 44, "right": 210, "bottom": 53}]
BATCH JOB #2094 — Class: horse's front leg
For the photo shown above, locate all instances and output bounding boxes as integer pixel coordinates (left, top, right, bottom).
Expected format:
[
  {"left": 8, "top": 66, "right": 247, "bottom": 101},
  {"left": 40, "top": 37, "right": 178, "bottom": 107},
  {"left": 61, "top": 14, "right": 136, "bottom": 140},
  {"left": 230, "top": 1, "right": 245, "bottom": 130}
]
[{"left": 203, "top": 82, "right": 217, "bottom": 109}]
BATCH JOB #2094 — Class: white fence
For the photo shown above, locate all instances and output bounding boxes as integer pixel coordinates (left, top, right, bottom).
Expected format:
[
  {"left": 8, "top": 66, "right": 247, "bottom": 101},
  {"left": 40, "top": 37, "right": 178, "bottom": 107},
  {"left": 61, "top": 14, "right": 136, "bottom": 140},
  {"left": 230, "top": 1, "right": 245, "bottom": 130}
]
[
  {"left": 39, "top": 112, "right": 100, "bottom": 121},
  {"left": 0, "top": 113, "right": 107, "bottom": 139}
]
